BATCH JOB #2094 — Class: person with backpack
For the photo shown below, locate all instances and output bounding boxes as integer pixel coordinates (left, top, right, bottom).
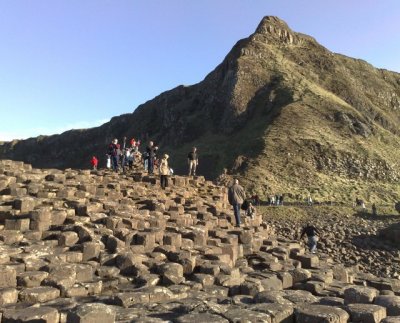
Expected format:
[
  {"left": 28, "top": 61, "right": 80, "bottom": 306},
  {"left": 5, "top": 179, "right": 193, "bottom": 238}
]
[
  {"left": 159, "top": 154, "right": 170, "bottom": 190},
  {"left": 108, "top": 139, "right": 119, "bottom": 172},
  {"left": 228, "top": 179, "right": 246, "bottom": 228},
  {"left": 300, "top": 223, "right": 321, "bottom": 253}
]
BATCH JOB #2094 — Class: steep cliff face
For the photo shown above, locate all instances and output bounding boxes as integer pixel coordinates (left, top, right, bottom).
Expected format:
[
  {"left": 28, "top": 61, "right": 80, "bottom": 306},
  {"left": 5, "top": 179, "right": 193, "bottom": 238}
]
[{"left": 1, "top": 16, "right": 400, "bottom": 202}]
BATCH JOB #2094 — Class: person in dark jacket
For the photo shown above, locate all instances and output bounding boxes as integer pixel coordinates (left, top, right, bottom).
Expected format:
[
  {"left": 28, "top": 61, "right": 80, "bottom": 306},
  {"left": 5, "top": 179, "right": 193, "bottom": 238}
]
[
  {"left": 228, "top": 179, "right": 246, "bottom": 227},
  {"left": 146, "top": 141, "right": 158, "bottom": 174},
  {"left": 300, "top": 224, "right": 320, "bottom": 253},
  {"left": 187, "top": 147, "right": 199, "bottom": 176},
  {"left": 108, "top": 139, "right": 119, "bottom": 172}
]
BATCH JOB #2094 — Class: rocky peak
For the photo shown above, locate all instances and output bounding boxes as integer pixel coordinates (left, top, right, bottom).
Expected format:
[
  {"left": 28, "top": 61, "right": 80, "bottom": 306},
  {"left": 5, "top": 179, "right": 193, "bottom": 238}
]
[{"left": 254, "top": 16, "right": 298, "bottom": 44}]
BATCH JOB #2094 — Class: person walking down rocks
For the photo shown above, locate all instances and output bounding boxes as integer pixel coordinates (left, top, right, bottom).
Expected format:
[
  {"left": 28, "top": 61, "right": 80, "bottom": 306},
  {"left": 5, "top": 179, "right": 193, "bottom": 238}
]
[
  {"left": 108, "top": 139, "right": 119, "bottom": 172},
  {"left": 228, "top": 179, "right": 246, "bottom": 228},
  {"left": 90, "top": 156, "right": 98, "bottom": 171},
  {"left": 187, "top": 147, "right": 199, "bottom": 176},
  {"left": 159, "top": 154, "right": 170, "bottom": 190},
  {"left": 300, "top": 223, "right": 320, "bottom": 254},
  {"left": 146, "top": 141, "right": 158, "bottom": 175}
]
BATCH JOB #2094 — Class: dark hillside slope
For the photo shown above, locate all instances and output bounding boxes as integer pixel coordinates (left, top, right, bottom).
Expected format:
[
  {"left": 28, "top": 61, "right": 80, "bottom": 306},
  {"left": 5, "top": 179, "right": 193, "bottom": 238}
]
[{"left": 1, "top": 16, "right": 400, "bottom": 202}]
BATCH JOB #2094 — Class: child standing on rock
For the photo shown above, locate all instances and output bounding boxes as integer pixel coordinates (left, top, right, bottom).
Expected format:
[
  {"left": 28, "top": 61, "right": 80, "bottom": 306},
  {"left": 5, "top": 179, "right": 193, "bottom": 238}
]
[
  {"left": 159, "top": 154, "right": 170, "bottom": 190},
  {"left": 90, "top": 156, "right": 98, "bottom": 171}
]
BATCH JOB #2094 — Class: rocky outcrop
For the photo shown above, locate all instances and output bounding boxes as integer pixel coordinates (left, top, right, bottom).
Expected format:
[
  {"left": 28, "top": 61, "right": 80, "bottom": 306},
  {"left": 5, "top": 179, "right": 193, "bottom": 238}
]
[
  {"left": 0, "top": 159, "right": 399, "bottom": 321},
  {"left": 1, "top": 16, "right": 400, "bottom": 202}
]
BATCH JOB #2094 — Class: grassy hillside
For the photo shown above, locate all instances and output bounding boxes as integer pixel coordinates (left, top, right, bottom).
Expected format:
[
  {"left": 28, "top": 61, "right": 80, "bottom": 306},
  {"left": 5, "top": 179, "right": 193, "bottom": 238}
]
[{"left": 1, "top": 16, "right": 399, "bottom": 204}]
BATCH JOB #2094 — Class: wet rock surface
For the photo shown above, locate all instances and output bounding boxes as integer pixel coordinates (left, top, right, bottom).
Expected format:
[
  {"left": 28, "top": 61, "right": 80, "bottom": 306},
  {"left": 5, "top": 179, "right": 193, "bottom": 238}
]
[{"left": 0, "top": 159, "right": 399, "bottom": 322}]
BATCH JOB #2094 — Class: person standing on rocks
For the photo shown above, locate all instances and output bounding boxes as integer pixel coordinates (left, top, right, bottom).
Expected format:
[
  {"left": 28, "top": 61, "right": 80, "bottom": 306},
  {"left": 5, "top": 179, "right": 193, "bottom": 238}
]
[
  {"left": 246, "top": 202, "right": 257, "bottom": 219},
  {"left": 228, "top": 179, "right": 246, "bottom": 228},
  {"left": 159, "top": 154, "right": 170, "bottom": 190},
  {"left": 130, "top": 137, "right": 136, "bottom": 148},
  {"left": 187, "top": 147, "right": 199, "bottom": 176},
  {"left": 108, "top": 139, "right": 119, "bottom": 172},
  {"left": 146, "top": 141, "right": 158, "bottom": 175},
  {"left": 300, "top": 223, "right": 320, "bottom": 254},
  {"left": 90, "top": 156, "right": 98, "bottom": 171}
]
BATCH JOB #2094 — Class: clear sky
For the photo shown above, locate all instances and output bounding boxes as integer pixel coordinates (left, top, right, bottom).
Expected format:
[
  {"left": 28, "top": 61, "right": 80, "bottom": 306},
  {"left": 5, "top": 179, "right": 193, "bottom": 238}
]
[{"left": 1, "top": 0, "right": 399, "bottom": 141}]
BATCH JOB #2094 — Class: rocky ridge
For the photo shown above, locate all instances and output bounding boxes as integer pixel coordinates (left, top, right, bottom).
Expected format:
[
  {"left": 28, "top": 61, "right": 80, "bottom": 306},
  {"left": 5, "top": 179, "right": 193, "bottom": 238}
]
[
  {"left": 0, "top": 159, "right": 399, "bottom": 322},
  {"left": 1, "top": 16, "right": 400, "bottom": 203}
]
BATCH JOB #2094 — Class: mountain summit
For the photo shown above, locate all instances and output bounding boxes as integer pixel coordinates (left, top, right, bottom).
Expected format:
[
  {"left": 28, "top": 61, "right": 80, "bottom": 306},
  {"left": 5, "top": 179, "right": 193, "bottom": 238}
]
[{"left": 1, "top": 16, "right": 400, "bottom": 202}]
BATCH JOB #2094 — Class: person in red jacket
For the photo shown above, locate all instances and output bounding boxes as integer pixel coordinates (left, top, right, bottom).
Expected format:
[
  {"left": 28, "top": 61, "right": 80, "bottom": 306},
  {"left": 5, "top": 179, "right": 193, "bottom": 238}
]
[{"left": 90, "top": 156, "right": 98, "bottom": 170}]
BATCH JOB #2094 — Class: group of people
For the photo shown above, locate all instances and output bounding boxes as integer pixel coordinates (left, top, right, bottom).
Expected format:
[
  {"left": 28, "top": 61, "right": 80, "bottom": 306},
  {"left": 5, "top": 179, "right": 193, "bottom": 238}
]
[
  {"left": 90, "top": 138, "right": 200, "bottom": 190},
  {"left": 107, "top": 138, "right": 142, "bottom": 172},
  {"left": 93, "top": 139, "right": 322, "bottom": 253},
  {"left": 228, "top": 178, "right": 320, "bottom": 254},
  {"left": 268, "top": 194, "right": 284, "bottom": 206}
]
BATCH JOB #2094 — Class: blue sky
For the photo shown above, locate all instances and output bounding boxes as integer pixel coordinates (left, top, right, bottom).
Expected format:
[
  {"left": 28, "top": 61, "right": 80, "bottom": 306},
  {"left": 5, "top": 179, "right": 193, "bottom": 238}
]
[{"left": 1, "top": 0, "right": 399, "bottom": 141}]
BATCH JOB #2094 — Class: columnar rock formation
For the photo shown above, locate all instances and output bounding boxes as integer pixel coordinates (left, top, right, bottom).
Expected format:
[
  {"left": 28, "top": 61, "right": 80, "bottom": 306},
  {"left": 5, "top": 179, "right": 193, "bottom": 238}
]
[{"left": 0, "top": 159, "right": 399, "bottom": 322}]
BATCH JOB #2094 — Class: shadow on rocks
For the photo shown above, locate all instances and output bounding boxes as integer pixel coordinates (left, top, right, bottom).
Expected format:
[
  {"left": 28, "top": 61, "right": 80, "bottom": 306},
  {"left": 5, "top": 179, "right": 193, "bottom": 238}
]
[{"left": 353, "top": 210, "right": 400, "bottom": 221}]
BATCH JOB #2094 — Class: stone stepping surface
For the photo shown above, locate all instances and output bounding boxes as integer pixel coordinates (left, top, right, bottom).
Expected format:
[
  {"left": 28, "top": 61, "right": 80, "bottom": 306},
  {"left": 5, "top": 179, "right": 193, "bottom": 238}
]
[{"left": 0, "top": 159, "right": 399, "bottom": 322}]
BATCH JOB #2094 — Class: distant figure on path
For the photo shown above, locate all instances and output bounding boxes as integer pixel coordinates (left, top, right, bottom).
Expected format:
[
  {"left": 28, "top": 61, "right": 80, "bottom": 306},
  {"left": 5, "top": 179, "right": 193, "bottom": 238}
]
[
  {"left": 269, "top": 195, "right": 275, "bottom": 206},
  {"left": 372, "top": 203, "right": 377, "bottom": 216},
  {"left": 228, "top": 179, "right": 246, "bottom": 228},
  {"left": 300, "top": 223, "right": 320, "bottom": 254},
  {"left": 159, "top": 154, "right": 170, "bottom": 190},
  {"left": 187, "top": 147, "right": 199, "bottom": 176},
  {"left": 90, "top": 156, "right": 98, "bottom": 171}
]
